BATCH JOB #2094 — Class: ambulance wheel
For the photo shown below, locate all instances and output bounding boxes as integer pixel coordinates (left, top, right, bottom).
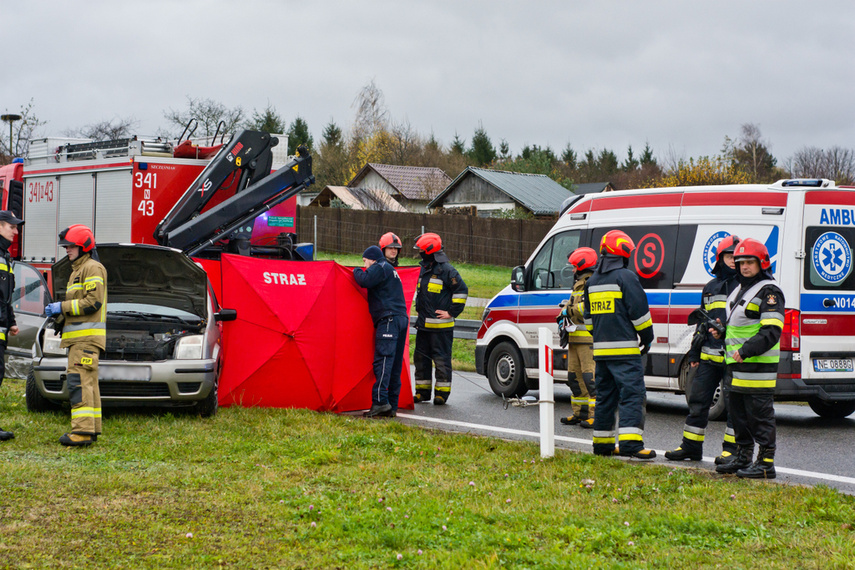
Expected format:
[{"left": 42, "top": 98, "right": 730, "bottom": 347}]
[
  {"left": 25, "top": 371, "right": 59, "bottom": 413},
  {"left": 808, "top": 399, "right": 855, "bottom": 419},
  {"left": 680, "top": 360, "right": 727, "bottom": 421},
  {"left": 487, "top": 341, "right": 528, "bottom": 398}
]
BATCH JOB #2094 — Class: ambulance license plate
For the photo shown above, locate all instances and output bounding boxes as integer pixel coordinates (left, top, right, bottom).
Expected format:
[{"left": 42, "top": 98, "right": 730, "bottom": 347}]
[{"left": 813, "top": 358, "right": 854, "bottom": 373}]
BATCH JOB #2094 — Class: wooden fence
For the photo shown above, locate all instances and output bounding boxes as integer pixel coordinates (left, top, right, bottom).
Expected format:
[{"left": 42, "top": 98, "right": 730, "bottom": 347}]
[{"left": 297, "top": 207, "right": 556, "bottom": 267}]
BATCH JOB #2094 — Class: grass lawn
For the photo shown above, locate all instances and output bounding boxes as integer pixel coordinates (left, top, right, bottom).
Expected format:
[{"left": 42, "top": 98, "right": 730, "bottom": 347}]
[{"left": 1, "top": 376, "right": 852, "bottom": 568}]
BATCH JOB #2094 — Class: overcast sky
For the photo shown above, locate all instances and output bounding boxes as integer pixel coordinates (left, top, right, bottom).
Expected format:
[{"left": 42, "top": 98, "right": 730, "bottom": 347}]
[{"left": 3, "top": 1, "right": 853, "bottom": 166}]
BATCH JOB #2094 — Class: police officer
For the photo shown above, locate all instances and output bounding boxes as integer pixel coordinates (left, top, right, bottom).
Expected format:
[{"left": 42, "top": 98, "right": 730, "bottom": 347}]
[
  {"left": 585, "top": 230, "right": 656, "bottom": 459},
  {"left": 45, "top": 225, "right": 107, "bottom": 447},
  {"left": 558, "top": 247, "right": 598, "bottom": 428},
  {"left": 412, "top": 233, "right": 468, "bottom": 404},
  {"left": 665, "top": 235, "right": 740, "bottom": 462},
  {"left": 379, "top": 232, "right": 402, "bottom": 267},
  {"left": 0, "top": 210, "right": 24, "bottom": 442},
  {"left": 353, "top": 245, "right": 409, "bottom": 418},
  {"left": 714, "top": 238, "right": 783, "bottom": 479}
]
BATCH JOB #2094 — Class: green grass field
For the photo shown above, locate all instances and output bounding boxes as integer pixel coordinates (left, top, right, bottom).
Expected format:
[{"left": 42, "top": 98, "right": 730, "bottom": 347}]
[{"left": 1, "top": 376, "right": 852, "bottom": 568}]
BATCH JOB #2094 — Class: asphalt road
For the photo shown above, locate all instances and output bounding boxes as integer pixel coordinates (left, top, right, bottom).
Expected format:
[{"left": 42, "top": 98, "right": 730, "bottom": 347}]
[{"left": 394, "top": 370, "right": 855, "bottom": 495}]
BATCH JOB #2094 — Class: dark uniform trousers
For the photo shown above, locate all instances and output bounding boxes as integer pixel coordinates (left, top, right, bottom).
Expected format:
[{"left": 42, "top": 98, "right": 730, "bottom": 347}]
[
  {"left": 372, "top": 315, "right": 409, "bottom": 410},
  {"left": 682, "top": 361, "right": 737, "bottom": 455},
  {"left": 68, "top": 342, "right": 102, "bottom": 435},
  {"left": 413, "top": 329, "right": 454, "bottom": 401},
  {"left": 725, "top": 369, "right": 776, "bottom": 450},
  {"left": 592, "top": 357, "right": 646, "bottom": 455}
]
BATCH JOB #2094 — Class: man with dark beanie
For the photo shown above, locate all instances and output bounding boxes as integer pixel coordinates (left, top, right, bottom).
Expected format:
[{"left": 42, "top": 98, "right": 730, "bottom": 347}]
[{"left": 353, "top": 245, "right": 409, "bottom": 417}]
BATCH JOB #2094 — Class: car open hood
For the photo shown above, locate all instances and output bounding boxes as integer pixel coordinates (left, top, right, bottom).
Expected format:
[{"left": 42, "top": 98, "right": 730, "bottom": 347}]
[{"left": 52, "top": 244, "right": 209, "bottom": 318}]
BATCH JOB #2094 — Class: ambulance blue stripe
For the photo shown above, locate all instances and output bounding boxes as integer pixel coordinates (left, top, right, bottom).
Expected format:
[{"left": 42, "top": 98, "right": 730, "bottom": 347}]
[
  {"left": 800, "top": 293, "right": 855, "bottom": 312},
  {"left": 489, "top": 290, "right": 702, "bottom": 309}
]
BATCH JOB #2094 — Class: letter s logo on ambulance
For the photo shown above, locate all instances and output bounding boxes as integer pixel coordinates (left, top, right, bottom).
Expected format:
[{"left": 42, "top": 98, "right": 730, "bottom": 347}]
[
  {"left": 812, "top": 231, "right": 852, "bottom": 284},
  {"left": 703, "top": 231, "right": 732, "bottom": 277},
  {"left": 632, "top": 233, "right": 664, "bottom": 279}
]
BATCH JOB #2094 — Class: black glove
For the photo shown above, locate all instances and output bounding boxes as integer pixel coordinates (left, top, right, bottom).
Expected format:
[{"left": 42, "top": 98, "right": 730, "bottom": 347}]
[{"left": 639, "top": 342, "right": 651, "bottom": 355}]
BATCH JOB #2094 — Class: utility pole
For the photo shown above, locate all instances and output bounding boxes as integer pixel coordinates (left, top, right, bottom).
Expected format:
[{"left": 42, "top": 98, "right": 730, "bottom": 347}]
[{"left": 1, "top": 114, "right": 22, "bottom": 158}]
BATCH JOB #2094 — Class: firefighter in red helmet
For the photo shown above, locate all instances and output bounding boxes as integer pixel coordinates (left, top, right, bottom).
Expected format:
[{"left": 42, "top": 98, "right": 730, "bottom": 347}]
[
  {"left": 713, "top": 238, "right": 783, "bottom": 479},
  {"left": 558, "top": 247, "right": 598, "bottom": 428},
  {"left": 666, "top": 234, "right": 740, "bottom": 463},
  {"left": 412, "top": 233, "right": 468, "bottom": 404},
  {"left": 379, "top": 232, "right": 402, "bottom": 267},
  {"left": 44, "top": 224, "right": 107, "bottom": 447},
  {"left": 584, "top": 230, "right": 656, "bottom": 459}
]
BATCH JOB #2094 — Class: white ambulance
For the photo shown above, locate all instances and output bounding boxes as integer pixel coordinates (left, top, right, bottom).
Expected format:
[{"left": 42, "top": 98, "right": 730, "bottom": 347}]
[{"left": 475, "top": 179, "right": 855, "bottom": 419}]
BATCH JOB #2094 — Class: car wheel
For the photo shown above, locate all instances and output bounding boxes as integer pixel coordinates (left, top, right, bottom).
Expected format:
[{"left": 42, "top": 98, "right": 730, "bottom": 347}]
[
  {"left": 25, "top": 370, "right": 58, "bottom": 413},
  {"left": 193, "top": 380, "right": 219, "bottom": 417},
  {"left": 487, "top": 341, "right": 528, "bottom": 398},
  {"left": 808, "top": 399, "right": 855, "bottom": 419},
  {"left": 680, "top": 359, "right": 727, "bottom": 422}
]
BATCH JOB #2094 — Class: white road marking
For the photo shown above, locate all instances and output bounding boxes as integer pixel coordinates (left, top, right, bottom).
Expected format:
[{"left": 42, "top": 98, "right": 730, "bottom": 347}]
[{"left": 398, "top": 413, "right": 855, "bottom": 486}]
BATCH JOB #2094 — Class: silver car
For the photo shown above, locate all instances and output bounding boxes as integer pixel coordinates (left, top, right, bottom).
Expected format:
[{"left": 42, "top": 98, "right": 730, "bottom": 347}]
[{"left": 23, "top": 244, "right": 235, "bottom": 416}]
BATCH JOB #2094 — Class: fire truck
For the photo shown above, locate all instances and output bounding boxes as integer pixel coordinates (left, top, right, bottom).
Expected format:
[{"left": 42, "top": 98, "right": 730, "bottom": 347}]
[{"left": 0, "top": 128, "right": 312, "bottom": 271}]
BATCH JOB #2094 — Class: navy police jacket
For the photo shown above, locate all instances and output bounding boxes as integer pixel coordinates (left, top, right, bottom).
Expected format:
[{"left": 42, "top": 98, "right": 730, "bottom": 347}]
[
  {"left": 583, "top": 255, "right": 654, "bottom": 361},
  {"left": 353, "top": 259, "right": 407, "bottom": 325}
]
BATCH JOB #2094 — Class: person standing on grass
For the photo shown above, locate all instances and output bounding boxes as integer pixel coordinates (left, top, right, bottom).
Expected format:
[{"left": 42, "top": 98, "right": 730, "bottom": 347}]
[
  {"left": 0, "top": 210, "right": 24, "bottom": 442},
  {"left": 412, "top": 233, "right": 468, "bottom": 405},
  {"left": 353, "top": 245, "right": 409, "bottom": 418}
]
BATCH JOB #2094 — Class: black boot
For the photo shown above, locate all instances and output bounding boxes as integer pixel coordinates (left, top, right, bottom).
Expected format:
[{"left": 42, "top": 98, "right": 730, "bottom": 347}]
[
  {"left": 715, "top": 445, "right": 753, "bottom": 474},
  {"left": 737, "top": 446, "right": 776, "bottom": 479},
  {"left": 0, "top": 430, "right": 13, "bottom": 441},
  {"left": 363, "top": 403, "right": 392, "bottom": 418},
  {"left": 665, "top": 446, "right": 702, "bottom": 461}
]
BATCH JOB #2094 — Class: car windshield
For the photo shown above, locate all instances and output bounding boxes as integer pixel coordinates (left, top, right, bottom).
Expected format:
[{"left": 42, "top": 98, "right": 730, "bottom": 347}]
[{"left": 108, "top": 302, "right": 202, "bottom": 324}]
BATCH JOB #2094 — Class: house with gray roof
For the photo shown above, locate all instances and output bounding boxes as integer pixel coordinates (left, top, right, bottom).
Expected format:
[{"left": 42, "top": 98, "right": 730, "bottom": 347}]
[
  {"left": 347, "top": 163, "right": 452, "bottom": 212},
  {"left": 428, "top": 166, "right": 574, "bottom": 218}
]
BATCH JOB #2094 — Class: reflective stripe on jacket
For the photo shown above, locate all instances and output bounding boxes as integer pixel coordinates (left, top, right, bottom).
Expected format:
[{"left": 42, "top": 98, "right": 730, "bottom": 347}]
[
  {"left": 725, "top": 278, "right": 784, "bottom": 393},
  {"left": 60, "top": 253, "right": 108, "bottom": 350},
  {"left": 414, "top": 260, "right": 468, "bottom": 331}
]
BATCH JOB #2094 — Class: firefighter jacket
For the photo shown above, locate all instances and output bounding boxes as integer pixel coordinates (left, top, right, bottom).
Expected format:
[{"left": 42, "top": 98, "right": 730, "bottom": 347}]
[
  {"left": 0, "top": 236, "right": 17, "bottom": 341},
  {"left": 583, "top": 255, "right": 653, "bottom": 360},
  {"left": 58, "top": 253, "right": 107, "bottom": 351},
  {"left": 561, "top": 270, "right": 593, "bottom": 345},
  {"left": 414, "top": 258, "right": 468, "bottom": 331},
  {"left": 686, "top": 271, "right": 739, "bottom": 366},
  {"left": 724, "top": 277, "right": 784, "bottom": 394},
  {"left": 353, "top": 259, "right": 407, "bottom": 325}
]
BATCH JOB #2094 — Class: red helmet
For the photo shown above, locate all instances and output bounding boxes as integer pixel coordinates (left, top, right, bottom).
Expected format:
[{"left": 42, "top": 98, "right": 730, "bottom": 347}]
[
  {"left": 568, "top": 247, "right": 598, "bottom": 272},
  {"left": 716, "top": 234, "right": 741, "bottom": 261},
  {"left": 733, "top": 238, "right": 771, "bottom": 270},
  {"left": 600, "top": 230, "right": 635, "bottom": 258},
  {"left": 58, "top": 224, "right": 96, "bottom": 252},
  {"left": 414, "top": 232, "right": 442, "bottom": 255},
  {"left": 379, "top": 232, "right": 402, "bottom": 250}
]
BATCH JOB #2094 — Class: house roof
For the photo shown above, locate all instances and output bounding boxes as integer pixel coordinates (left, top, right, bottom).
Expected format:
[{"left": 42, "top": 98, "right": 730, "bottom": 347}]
[
  {"left": 308, "top": 186, "right": 408, "bottom": 212},
  {"left": 573, "top": 182, "right": 613, "bottom": 194},
  {"left": 348, "top": 163, "right": 452, "bottom": 201},
  {"left": 429, "top": 167, "right": 573, "bottom": 215}
]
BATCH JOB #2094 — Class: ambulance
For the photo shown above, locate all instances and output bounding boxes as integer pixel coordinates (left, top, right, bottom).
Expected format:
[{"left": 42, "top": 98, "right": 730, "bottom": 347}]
[{"left": 475, "top": 179, "right": 855, "bottom": 419}]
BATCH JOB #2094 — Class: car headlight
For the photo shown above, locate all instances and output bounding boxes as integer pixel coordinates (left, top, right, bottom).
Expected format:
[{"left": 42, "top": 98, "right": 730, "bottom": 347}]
[
  {"left": 174, "top": 335, "right": 204, "bottom": 360},
  {"left": 42, "top": 328, "right": 67, "bottom": 357}
]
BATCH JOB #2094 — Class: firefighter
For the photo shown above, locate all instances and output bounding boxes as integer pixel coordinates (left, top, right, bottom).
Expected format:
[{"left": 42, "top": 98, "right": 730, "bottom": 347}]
[
  {"left": 412, "top": 233, "right": 468, "bottom": 404},
  {"left": 0, "top": 211, "right": 24, "bottom": 442},
  {"left": 713, "top": 238, "right": 783, "bottom": 479},
  {"left": 44, "top": 225, "right": 107, "bottom": 447},
  {"left": 665, "top": 234, "right": 740, "bottom": 462},
  {"left": 584, "top": 230, "right": 656, "bottom": 459},
  {"left": 353, "top": 245, "right": 409, "bottom": 418},
  {"left": 379, "top": 232, "right": 402, "bottom": 267},
  {"left": 558, "top": 247, "right": 598, "bottom": 428}
]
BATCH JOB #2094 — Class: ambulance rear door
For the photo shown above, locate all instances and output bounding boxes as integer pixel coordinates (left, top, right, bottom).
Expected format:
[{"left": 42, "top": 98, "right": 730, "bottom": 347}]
[{"left": 799, "top": 190, "right": 855, "bottom": 418}]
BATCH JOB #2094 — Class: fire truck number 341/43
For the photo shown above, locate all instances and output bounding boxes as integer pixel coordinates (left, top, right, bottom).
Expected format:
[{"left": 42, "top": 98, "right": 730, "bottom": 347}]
[{"left": 28, "top": 180, "right": 54, "bottom": 203}]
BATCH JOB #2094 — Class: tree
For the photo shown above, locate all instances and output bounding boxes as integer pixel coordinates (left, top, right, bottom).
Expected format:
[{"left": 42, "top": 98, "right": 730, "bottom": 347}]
[
  {"left": 622, "top": 145, "right": 639, "bottom": 172},
  {"left": 352, "top": 79, "right": 388, "bottom": 140},
  {"left": 163, "top": 96, "right": 243, "bottom": 139},
  {"left": 65, "top": 117, "right": 138, "bottom": 141},
  {"left": 450, "top": 132, "right": 466, "bottom": 155},
  {"left": 655, "top": 155, "right": 751, "bottom": 187},
  {"left": 245, "top": 103, "right": 286, "bottom": 133},
  {"left": 561, "top": 144, "right": 577, "bottom": 169},
  {"left": 315, "top": 119, "right": 350, "bottom": 188},
  {"left": 0, "top": 99, "right": 46, "bottom": 162},
  {"left": 789, "top": 146, "right": 855, "bottom": 184},
  {"left": 639, "top": 142, "right": 656, "bottom": 167},
  {"left": 286, "top": 116, "right": 313, "bottom": 155},
  {"left": 467, "top": 123, "right": 496, "bottom": 167},
  {"left": 728, "top": 123, "right": 777, "bottom": 182},
  {"left": 499, "top": 139, "right": 510, "bottom": 160},
  {"left": 322, "top": 120, "right": 343, "bottom": 147}
]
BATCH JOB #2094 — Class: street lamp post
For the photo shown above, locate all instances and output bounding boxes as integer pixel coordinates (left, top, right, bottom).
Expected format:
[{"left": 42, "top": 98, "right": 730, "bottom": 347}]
[{"left": 1, "top": 113, "right": 23, "bottom": 158}]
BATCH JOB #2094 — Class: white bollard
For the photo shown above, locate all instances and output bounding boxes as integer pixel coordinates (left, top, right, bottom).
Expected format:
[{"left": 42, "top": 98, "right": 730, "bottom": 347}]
[{"left": 539, "top": 327, "right": 555, "bottom": 458}]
